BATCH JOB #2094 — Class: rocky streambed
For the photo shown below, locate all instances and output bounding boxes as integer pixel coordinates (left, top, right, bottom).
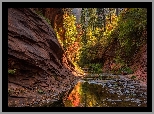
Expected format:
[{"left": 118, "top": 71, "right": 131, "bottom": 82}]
[
  {"left": 61, "top": 74, "right": 147, "bottom": 107},
  {"left": 8, "top": 73, "right": 147, "bottom": 107}
]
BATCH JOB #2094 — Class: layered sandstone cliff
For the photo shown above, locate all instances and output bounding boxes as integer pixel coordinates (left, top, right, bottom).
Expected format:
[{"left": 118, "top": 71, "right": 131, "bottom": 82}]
[{"left": 8, "top": 8, "right": 80, "bottom": 107}]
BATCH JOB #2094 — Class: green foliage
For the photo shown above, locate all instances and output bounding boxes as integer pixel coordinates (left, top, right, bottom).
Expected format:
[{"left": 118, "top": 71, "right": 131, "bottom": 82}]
[
  {"left": 35, "top": 10, "right": 51, "bottom": 25},
  {"left": 39, "top": 8, "right": 146, "bottom": 76},
  {"left": 8, "top": 69, "right": 16, "bottom": 75},
  {"left": 121, "top": 66, "right": 133, "bottom": 74},
  {"left": 79, "top": 8, "right": 105, "bottom": 66},
  {"left": 111, "top": 68, "right": 122, "bottom": 75},
  {"left": 35, "top": 10, "right": 43, "bottom": 17},
  {"left": 54, "top": 8, "right": 83, "bottom": 73},
  {"left": 44, "top": 18, "right": 51, "bottom": 25},
  {"left": 88, "top": 63, "right": 102, "bottom": 73},
  {"left": 113, "top": 56, "right": 125, "bottom": 65},
  {"left": 63, "top": 13, "right": 77, "bottom": 49},
  {"left": 111, "top": 65, "right": 133, "bottom": 75},
  {"left": 37, "top": 89, "right": 44, "bottom": 94},
  {"left": 131, "top": 75, "right": 137, "bottom": 80},
  {"left": 117, "top": 8, "right": 146, "bottom": 57},
  {"left": 106, "top": 8, "right": 147, "bottom": 65},
  {"left": 70, "top": 8, "right": 146, "bottom": 76},
  {"left": 8, "top": 89, "right": 14, "bottom": 95}
]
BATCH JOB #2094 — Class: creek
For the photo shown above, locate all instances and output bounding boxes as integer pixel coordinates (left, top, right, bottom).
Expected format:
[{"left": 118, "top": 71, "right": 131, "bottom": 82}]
[{"left": 50, "top": 74, "right": 147, "bottom": 107}]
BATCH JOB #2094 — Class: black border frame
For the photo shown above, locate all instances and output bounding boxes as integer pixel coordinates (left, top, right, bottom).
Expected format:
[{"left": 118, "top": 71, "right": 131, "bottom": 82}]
[{"left": 3, "top": 2, "right": 152, "bottom": 112}]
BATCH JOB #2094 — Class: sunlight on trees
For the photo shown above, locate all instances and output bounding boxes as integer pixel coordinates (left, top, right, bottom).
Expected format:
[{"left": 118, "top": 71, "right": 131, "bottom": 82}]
[{"left": 54, "top": 8, "right": 147, "bottom": 73}]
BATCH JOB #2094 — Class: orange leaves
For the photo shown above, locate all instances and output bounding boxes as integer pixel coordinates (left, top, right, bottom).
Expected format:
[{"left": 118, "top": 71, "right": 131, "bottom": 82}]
[
  {"left": 63, "top": 13, "right": 69, "bottom": 19},
  {"left": 110, "top": 62, "right": 122, "bottom": 71},
  {"left": 67, "top": 82, "right": 81, "bottom": 107},
  {"left": 106, "top": 24, "right": 113, "bottom": 31},
  {"left": 65, "top": 41, "right": 81, "bottom": 63},
  {"left": 76, "top": 24, "right": 82, "bottom": 29},
  {"left": 111, "top": 13, "right": 117, "bottom": 22},
  {"left": 68, "top": 92, "right": 80, "bottom": 107},
  {"left": 105, "top": 22, "right": 113, "bottom": 32},
  {"left": 66, "top": 42, "right": 79, "bottom": 53}
]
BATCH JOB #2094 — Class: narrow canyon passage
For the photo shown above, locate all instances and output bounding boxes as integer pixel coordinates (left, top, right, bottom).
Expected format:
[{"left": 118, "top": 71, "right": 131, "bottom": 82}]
[{"left": 7, "top": 8, "right": 147, "bottom": 108}]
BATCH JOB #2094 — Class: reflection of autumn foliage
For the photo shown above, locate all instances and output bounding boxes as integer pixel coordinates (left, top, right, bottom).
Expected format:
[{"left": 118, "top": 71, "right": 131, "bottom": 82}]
[
  {"left": 68, "top": 92, "right": 80, "bottom": 107},
  {"left": 67, "top": 82, "right": 81, "bottom": 107}
]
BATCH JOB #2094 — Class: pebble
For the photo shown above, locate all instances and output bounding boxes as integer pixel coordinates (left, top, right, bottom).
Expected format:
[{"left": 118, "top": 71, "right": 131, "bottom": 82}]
[
  {"left": 129, "top": 86, "right": 135, "bottom": 89},
  {"left": 108, "top": 84, "right": 112, "bottom": 87},
  {"left": 114, "top": 99, "right": 122, "bottom": 102},
  {"left": 125, "top": 90, "right": 130, "bottom": 94},
  {"left": 130, "top": 98, "right": 135, "bottom": 101},
  {"left": 124, "top": 98, "right": 131, "bottom": 101},
  {"left": 107, "top": 99, "right": 112, "bottom": 101}
]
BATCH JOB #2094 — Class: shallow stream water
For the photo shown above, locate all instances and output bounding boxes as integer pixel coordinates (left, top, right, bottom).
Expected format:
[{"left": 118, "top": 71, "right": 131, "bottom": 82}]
[{"left": 62, "top": 74, "right": 147, "bottom": 107}]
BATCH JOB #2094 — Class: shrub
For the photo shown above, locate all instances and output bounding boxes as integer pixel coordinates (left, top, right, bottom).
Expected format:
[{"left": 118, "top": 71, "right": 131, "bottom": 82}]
[
  {"left": 121, "top": 66, "right": 133, "bottom": 74},
  {"left": 131, "top": 75, "right": 137, "bottom": 80},
  {"left": 35, "top": 10, "right": 51, "bottom": 25},
  {"left": 8, "top": 69, "right": 16, "bottom": 75},
  {"left": 37, "top": 89, "right": 44, "bottom": 94},
  {"left": 111, "top": 66, "right": 133, "bottom": 75},
  {"left": 88, "top": 63, "right": 102, "bottom": 73},
  {"left": 109, "top": 8, "right": 147, "bottom": 65}
]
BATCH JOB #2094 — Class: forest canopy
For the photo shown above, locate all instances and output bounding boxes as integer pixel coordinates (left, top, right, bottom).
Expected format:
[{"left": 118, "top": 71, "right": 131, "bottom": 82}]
[{"left": 53, "top": 8, "right": 147, "bottom": 73}]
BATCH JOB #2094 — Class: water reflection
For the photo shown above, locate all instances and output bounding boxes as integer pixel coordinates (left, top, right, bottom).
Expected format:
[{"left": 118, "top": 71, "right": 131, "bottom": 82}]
[
  {"left": 63, "top": 78, "right": 147, "bottom": 107},
  {"left": 64, "top": 82, "right": 81, "bottom": 107}
]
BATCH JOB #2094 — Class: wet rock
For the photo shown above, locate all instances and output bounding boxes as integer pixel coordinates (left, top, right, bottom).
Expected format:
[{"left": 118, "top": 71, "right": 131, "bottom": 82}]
[
  {"left": 124, "top": 98, "right": 131, "bottom": 101},
  {"left": 63, "top": 73, "right": 147, "bottom": 107},
  {"left": 106, "top": 82, "right": 111, "bottom": 86},
  {"left": 128, "top": 86, "right": 135, "bottom": 89},
  {"left": 124, "top": 90, "right": 130, "bottom": 94},
  {"left": 108, "top": 89, "right": 115, "bottom": 94},
  {"left": 107, "top": 84, "right": 112, "bottom": 88}
]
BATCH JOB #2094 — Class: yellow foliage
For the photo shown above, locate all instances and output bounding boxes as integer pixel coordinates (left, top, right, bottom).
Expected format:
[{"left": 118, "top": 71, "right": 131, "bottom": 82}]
[{"left": 103, "top": 12, "right": 119, "bottom": 38}]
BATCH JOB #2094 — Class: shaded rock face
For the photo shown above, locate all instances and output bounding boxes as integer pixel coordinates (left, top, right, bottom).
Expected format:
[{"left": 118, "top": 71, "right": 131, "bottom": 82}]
[
  {"left": 33, "top": 8, "right": 66, "bottom": 42},
  {"left": 8, "top": 8, "right": 80, "bottom": 107}
]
